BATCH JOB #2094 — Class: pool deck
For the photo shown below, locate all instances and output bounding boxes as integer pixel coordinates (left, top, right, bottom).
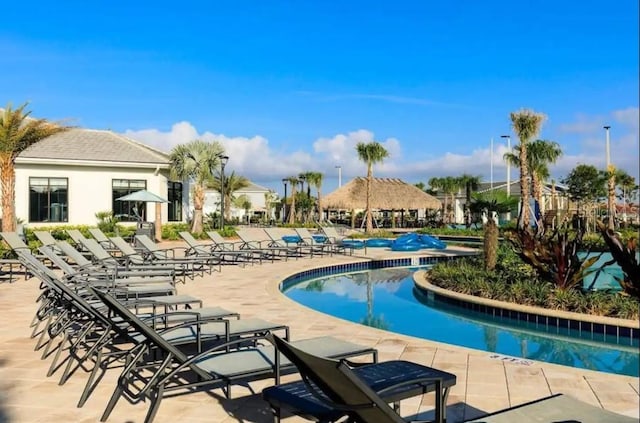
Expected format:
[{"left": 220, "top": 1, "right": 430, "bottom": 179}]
[{"left": 0, "top": 243, "right": 638, "bottom": 422}]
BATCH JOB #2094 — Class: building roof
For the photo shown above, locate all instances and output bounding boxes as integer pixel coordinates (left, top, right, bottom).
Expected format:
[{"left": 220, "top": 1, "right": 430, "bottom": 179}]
[
  {"left": 477, "top": 180, "right": 569, "bottom": 196},
  {"left": 238, "top": 182, "right": 273, "bottom": 193},
  {"left": 322, "top": 177, "right": 441, "bottom": 210},
  {"left": 18, "top": 128, "right": 169, "bottom": 165}
]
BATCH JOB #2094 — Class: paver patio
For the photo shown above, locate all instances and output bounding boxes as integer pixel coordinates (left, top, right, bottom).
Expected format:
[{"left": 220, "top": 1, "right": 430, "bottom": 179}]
[{"left": 0, "top": 244, "right": 638, "bottom": 422}]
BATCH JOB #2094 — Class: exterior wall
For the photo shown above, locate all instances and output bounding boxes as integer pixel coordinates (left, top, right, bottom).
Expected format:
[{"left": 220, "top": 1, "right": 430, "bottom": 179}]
[
  {"left": 202, "top": 188, "right": 276, "bottom": 220},
  {"left": 15, "top": 163, "right": 171, "bottom": 227}
]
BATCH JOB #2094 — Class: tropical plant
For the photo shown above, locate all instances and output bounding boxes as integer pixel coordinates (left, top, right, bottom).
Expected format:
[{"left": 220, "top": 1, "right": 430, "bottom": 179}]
[
  {"left": 615, "top": 169, "right": 637, "bottom": 225},
  {"left": 209, "top": 171, "right": 250, "bottom": 221},
  {"left": 509, "top": 109, "right": 547, "bottom": 230},
  {"left": 264, "top": 190, "right": 277, "bottom": 223},
  {"left": 355, "top": 141, "right": 389, "bottom": 232},
  {"left": 414, "top": 181, "right": 426, "bottom": 191},
  {"left": 503, "top": 139, "right": 562, "bottom": 219},
  {"left": 459, "top": 174, "right": 481, "bottom": 227},
  {"left": 506, "top": 224, "right": 599, "bottom": 291},
  {"left": 305, "top": 171, "right": 324, "bottom": 222},
  {"left": 234, "top": 194, "right": 252, "bottom": 221},
  {"left": 470, "top": 191, "right": 519, "bottom": 216},
  {"left": 285, "top": 176, "right": 300, "bottom": 224},
  {"left": 95, "top": 210, "right": 120, "bottom": 234},
  {"left": 597, "top": 220, "right": 640, "bottom": 299},
  {"left": 169, "top": 139, "right": 225, "bottom": 234},
  {"left": 562, "top": 164, "right": 606, "bottom": 215},
  {"left": 428, "top": 176, "right": 461, "bottom": 224},
  {"left": 0, "top": 102, "right": 70, "bottom": 231}
]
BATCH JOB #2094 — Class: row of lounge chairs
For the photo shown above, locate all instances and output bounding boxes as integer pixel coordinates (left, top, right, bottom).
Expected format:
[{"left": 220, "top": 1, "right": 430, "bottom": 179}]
[{"left": 4, "top": 228, "right": 627, "bottom": 422}]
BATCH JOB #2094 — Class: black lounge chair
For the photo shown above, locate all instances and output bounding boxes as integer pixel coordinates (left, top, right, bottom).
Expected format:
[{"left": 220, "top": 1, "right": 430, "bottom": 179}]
[
  {"left": 179, "top": 231, "right": 262, "bottom": 266},
  {"left": 264, "top": 334, "right": 636, "bottom": 423},
  {"left": 263, "top": 334, "right": 455, "bottom": 423},
  {"left": 91, "top": 288, "right": 377, "bottom": 423}
]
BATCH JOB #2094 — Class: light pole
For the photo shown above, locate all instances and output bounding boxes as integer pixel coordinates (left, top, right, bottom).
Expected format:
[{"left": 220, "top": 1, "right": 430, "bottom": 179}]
[
  {"left": 501, "top": 135, "right": 511, "bottom": 197},
  {"left": 281, "top": 178, "right": 288, "bottom": 223},
  {"left": 335, "top": 165, "right": 342, "bottom": 187},
  {"left": 219, "top": 155, "right": 229, "bottom": 230},
  {"left": 604, "top": 126, "right": 615, "bottom": 229}
]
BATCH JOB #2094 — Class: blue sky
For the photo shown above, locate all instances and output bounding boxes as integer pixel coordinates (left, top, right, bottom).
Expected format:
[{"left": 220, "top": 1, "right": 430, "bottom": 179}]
[{"left": 2, "top": 1, "right": 638, "bottom": 195}]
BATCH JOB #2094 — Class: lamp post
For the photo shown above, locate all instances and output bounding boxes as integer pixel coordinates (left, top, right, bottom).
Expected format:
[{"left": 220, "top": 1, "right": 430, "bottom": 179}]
[
  {"left": 281, "top": 178, "right": 288, "bottom": 223},
  {"left": 604, "top": 126, "right": 615, "bottom": 229},
  {"left": 219, "top": 155, "right": 229, "bottom": 230},
  {"left": 501, "top": 135, "right": 511, "bottom": 197},
  {"left": 335, "top": 165, "right": 342, "bottom": 187}
]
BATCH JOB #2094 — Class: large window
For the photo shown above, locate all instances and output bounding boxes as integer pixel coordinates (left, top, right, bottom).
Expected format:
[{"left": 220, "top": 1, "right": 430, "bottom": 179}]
[
  {"left": 168, "top": 181, "right": 183, "bottom": 222},
  {"left": 112, "top": 179, "right": 146, "bottom": 222},
  {"left": 29, "top": 177, "right": 68, "bottom": 222}
]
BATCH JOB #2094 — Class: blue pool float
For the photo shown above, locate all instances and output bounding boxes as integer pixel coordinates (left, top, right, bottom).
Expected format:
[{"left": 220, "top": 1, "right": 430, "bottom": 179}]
[
  {"left": 390, "top": 243, "right": 421, "bottom": 252},
  {"left": 342, "top": 239, "right": 365, "bottom": 249},
  {"left": 365, "top": 238, "right": 392, "bottom": 247},
  {"left": 418, "top": 234, "right": 447, "bottom": 250},
  {"left": 281, "top": 235, "right": 301, "bottom": 244},
  {"left": 312, "top": 235, "right": 328, "bottom": 243}
]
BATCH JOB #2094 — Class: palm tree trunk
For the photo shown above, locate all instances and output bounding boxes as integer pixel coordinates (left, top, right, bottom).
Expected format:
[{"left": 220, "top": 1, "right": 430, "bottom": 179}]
[
  {"left": 442, "top": 196, "right": 448, "bottom": 224},
  {"left": 0, "top": 157, "right": 16, "bottom": 232},
  {"left": 531, "top": 174, "right": 543, "bottom": 220},
  {"left": 191, "top": 185, "right": 204, "bottom": 234},
  {"left": 518, "top": 144, "right": 530, "bottom": 229},
  {"left": 365, "top": 165, "right": 373, "bottom": 232},
  {"left": 317, "top": 188, "right": 323, "bottom": 222},
  {"left": 607, "top": 168, "right": 616, "bottom": 230},
  {"left": 288, "top": 185, "right": 297, "bottom": 225}
]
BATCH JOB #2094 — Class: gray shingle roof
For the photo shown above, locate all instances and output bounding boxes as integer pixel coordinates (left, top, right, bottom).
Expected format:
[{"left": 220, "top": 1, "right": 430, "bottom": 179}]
[{"left": 19, "top": 128, "right": 169, "bottom": 165}]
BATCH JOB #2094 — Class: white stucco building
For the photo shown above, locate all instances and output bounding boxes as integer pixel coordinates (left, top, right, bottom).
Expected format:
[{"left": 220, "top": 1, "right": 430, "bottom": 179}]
[
  {"left": 203, "top": 182, "right": 278, "bottom": 223},
  {"left": 12, "top": 129, "right": 186, "bottom": 227}
]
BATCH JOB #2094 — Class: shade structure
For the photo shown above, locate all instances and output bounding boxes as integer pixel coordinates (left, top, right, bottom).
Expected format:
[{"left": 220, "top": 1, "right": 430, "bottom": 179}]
[
  {"left": 321, "top": 177, "right": 441, "bottom": 210},
  {"left": 116, "top": 190, "right": 167, "bottom": 241},
  {"left": 116, "top": 190, "right": 168, "bottom": 203}
]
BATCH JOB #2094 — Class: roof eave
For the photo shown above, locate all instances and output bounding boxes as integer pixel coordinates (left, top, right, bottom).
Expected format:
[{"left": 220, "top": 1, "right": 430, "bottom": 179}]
[{"left": 16, "top": 157, "right": 170, "bottom": 169}]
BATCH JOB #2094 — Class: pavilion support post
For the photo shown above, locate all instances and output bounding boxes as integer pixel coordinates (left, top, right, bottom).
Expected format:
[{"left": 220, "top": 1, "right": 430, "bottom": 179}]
[{"left": 155, "top": 203, "right": 162, "bottom": 241}]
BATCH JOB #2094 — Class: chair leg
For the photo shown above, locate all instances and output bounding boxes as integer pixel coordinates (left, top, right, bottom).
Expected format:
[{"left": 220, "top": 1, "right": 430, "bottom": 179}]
[
  {"left": 47, "top": 332, "right": 69, "bottom": 376},
  {"left": 144, "top": 385, "right": 165, "bottom": 423}
]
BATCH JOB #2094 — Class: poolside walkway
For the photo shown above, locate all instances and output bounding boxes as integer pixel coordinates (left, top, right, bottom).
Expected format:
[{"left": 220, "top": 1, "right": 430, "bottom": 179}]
[{"left": 0, "top": 244, "right": 638, "bottom": 422}]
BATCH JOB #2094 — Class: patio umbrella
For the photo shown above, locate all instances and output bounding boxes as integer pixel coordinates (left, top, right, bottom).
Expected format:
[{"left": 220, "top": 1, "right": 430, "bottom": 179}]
[{"left": 116, "top": 190, "right": 167, "bottom": 240}]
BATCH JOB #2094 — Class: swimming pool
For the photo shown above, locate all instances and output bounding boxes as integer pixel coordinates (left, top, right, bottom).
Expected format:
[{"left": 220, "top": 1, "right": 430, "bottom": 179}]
[{"left": 283, "top": 267, "right": 639, "bottom": 377}]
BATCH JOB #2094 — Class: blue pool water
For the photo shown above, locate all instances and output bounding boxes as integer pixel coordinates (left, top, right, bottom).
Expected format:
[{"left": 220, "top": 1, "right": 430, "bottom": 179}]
[{"left": 283, "top": 267, "right": 639, "bottom": 377}]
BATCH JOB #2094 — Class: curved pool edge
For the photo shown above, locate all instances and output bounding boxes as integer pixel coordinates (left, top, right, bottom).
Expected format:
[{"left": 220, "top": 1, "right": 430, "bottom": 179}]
[
  {"left": 413, "top": 270, "right": 640, "bottom": 330},
  {"left": 267, "top": 253, "right": 640, "bottom": 382}
]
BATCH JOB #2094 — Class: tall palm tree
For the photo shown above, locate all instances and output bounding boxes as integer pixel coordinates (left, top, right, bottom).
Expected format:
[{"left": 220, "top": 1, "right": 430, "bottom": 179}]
[
  {"left": 209, "top": 171, "right": 250, "bottom": 220},
  {"left": 356, "top": 141, "right": 389, "bottom": 232},
  {"left": 264, "top": 190, "right": 277, "bottom": 223},
  {"left": 504, "top": 139, "right": 562, "bottom": 219},
  {"left": 285, "top": 176, "right": 300, "bottom": 225},
  {"left": 0, "top": 103, "right": 70, "bottom": 231},
  {"left": 305, "top": 171, "right": 324, "bottom": 222},
  {"left": 615, "top": 170, "right": 637, "bottom": 225},
  {"left": 459, "top": 174, "right": 481, "bottom": 227},
  {"left": 510, "top": 109, "right": 547, "bottom": 230},
  {"left": 170, "top": 139, "right": 225, "bottom": 234}
]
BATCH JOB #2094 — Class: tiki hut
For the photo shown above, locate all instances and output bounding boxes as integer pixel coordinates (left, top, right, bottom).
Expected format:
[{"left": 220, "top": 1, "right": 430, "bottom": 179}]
[{"left": 322, "top": 177, "right": 441, "bottom": 211}]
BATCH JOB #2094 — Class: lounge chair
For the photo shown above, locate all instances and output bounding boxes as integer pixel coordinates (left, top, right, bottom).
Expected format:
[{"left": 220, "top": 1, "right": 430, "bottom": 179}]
[
  {"left": 206, "top": 231, "right": 245, "bottom": 251},
  {"left": 33, "top": 230, "right": 64, "bottom": 252},
  {"left": 263, "top": 336, "right": 635, "bottom": 423},
  {"left": 88, "top": 228, "right": 117, "bottom": 249},
  {"left": 91, "top": 288, "right": 378, "bottom": 423},
  {"left": 179, "top": 231, "right": 262, "bottom": 265},
  {"left": 294, "top": 227, "right": 333, "bottom": 256},
  {"left": 236, "top": 228, "right": 299, "bottom": 261},
  {"left": 320, "top": 226, "right": 361, "bottom": 253},
  {"left": 1, "top": 231, "right": 47, "bottom": 259},
  {"left": 264, "top": 228, "right": 317, "bottom": 257},
  {"left": 134, "top": 234, "right": 221, "bottom": 273},
  {"left": 263, "top": 334, "right": 455, "bottom": 423},
  {"left": 66, "top": 229, "right": 90, "bottom": 251}
]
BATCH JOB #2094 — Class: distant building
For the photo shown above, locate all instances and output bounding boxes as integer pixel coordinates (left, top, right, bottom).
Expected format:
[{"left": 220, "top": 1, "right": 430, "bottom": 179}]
[{"left": 203, "top": 182, "right": 277, "bottom": 223}]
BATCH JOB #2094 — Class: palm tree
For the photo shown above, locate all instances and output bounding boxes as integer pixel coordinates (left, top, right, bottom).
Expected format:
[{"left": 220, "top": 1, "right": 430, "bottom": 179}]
[
  {"left": 264, "top": 190, "right": 277, "bottom": 223},
  {"left": 428, "top": 176, "right": 461, "bottom": 224},
  {"left": 504, "top": 139, "right": 562, "bottom": 220},
  {"left": 209, "top": 171, "right": 250, "bottom": 221},
  {"left": 234, "top": 194, "right": 252, "bottom": 222},
  {"left": 510, "top": 109, "right": 547, "bottom": 230},
  {"left": 169, "top": 139, "right": 225, "bottom": 234},
  {"left": 615, "top": 170, "right": 637, "bottom": 226},
  {"left": 285, "top": 176, "right": 300, "bottom": 225},
  {"left": 356, "top": 141, "right": 389, "bottom": 233},
  {"left": 305, "top": 171, "right": 324, "bottom": 222},
  {"left": 459, "top": 174, "right": 481, "bottom": 227},
  {"left": 0, "top": 103, "right": 70, "bottom": 231}
]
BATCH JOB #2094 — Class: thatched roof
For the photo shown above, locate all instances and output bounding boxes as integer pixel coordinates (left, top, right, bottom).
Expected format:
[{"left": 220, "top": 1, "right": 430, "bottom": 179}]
[{"left": 322, "top": 177, "right": 442, "bottom": 210}]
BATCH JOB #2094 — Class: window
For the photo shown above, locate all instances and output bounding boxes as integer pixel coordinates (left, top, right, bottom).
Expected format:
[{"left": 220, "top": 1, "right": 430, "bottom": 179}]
[
  {"left": 112, "top": 179, "right": 146, "bottom": 221},
  {"left": 29, "top": 177, "right": 68, "bottom": 222},
  {"left": 167, "top": 181, "right": 183, "bottom": 222}
]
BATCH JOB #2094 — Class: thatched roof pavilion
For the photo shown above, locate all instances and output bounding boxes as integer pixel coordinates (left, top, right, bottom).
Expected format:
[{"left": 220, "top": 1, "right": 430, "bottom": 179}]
[{"left": 321, "top": 177, "right": 441, "bottom": 210}]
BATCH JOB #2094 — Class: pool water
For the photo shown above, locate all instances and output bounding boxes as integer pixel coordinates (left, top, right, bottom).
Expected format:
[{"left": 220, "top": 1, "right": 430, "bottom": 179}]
[{"left": 283, "top": 267, "right": 639, "bottom": 377}]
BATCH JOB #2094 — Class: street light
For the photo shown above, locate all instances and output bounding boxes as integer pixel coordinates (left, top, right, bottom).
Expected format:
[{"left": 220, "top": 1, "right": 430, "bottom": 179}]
[
  {"left": 335, "top": 165, "right": 342, "bottom": 187},
  {"left": 501, "top": 135, "right": 511, "bottom": 197},
  {"left": 218, "top": 155, "right": 229, "bottom": 230},
  {"left": 281, "top": 178, "right": 288, "bottom": 223}
]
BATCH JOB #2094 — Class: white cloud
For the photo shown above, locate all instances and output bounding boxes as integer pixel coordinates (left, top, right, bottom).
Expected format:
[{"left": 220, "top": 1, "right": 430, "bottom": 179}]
[{"left": 122, "top": 110, "right": 638, "bottom": 192}]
